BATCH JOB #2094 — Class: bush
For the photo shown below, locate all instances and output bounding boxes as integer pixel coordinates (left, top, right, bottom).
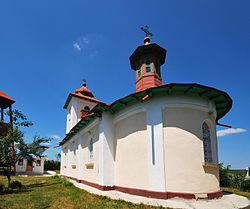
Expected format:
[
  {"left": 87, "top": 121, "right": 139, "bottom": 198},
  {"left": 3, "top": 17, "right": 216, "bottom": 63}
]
[
  {"left": 44, "top": 160, "right": 60, "bottom": 171},
  {"left": 10, "top": 181, "right": 22, "bottom": 189},
  {"left": 60, "top": 177, "right": 73, "bottom": 186},
  {"left": 220, "top": 164, "right": 249, "bottom": 191},
  {"left": 0, "top": 182, "right": 4, "bottom": 193},
  {"left": 51, "top": 175, "right": 60, "bottom": 179},
  {"left": 219, "top": 163, "right": 231, "bottom": 187}
]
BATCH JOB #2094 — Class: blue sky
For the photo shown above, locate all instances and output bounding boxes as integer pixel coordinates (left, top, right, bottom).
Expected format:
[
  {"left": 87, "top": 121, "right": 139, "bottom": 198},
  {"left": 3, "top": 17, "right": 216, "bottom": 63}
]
[{"left": 0, "top": 1, "right": 249, "bottom": 168}]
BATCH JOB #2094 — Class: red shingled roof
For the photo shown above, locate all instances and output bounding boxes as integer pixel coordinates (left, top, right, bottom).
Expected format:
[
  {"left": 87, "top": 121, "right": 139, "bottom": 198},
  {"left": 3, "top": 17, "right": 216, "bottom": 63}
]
[{"left": 0, "top": 90, "right": 15, "bottom": 109}]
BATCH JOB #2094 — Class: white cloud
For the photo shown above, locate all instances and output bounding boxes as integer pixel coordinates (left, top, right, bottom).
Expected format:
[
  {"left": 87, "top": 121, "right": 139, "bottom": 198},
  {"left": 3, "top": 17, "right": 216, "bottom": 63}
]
[
  {"left": 42, "top": 142, "right": 52, "bottom": 146},
  {"left": 82, "top": 36, "right": 89, "bottom": 44},
  {"left": 50, "top": 135, "right": 61, "bottom": 140},
  {"left": 73, "top": 42, "right": 81, "bottom": 51},
  {"left": 217, "top": 128, "right": 247, "bottom": 137}
]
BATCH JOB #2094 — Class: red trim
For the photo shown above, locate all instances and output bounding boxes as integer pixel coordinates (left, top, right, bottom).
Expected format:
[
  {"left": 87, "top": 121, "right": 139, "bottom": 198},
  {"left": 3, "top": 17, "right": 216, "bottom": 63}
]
[
  {"left": 60, "top": 175, "right": 222, "bottom": 200},
  {"left": 207, "top": 190, "right": 223, "bottom": 199},
  {"left": 216, "top": 122, "right": 232, "bottom": 128},
  {"left": 0, "top": 90, "right": 15, "bottom": 102},
  {"left": 66, "top": 131, "right": 74, "bottom": 135},
  {"left": 115, "top": 185, "right": 167, "bottom": 199},
  {"left": 141, "top": 94, "right": 150, "bottom": 101}
]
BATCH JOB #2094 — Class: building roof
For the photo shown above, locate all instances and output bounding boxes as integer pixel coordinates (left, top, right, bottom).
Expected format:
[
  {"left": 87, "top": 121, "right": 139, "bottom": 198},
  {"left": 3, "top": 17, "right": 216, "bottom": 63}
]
[
  {"left": 0, "top": 90, "right": 15, "bottom": 109},
  {"left": 64, "top": 92, "right": 106, "bottom": 109},
  {"left": 129, "top": 43, "right": 167, "bottom": 70},
  {"left": 59, "top": 83, "right": 232, "bottom": 146},
  {"left": 64, "top": 83, "right": 106, "bottom": 109}
]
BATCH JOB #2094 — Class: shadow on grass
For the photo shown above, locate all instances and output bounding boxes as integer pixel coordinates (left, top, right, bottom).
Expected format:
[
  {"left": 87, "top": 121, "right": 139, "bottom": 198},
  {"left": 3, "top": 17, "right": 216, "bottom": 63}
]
[
  {"left": 0, "top": 188, "right": 30, "bottom": 195},
  {"left": 223, "top": 190, "right": 233, "bottom": 195},
  {"left": 0, "top": 182, "right": 55, "bottom": 196},
  {"left": 26, "top": 182, "right": 52, "bottom": 189}
]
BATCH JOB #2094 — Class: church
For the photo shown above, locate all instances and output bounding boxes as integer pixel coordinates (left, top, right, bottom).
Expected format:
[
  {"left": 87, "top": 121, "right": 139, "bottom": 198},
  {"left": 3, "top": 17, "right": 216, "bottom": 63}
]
[{"left": 59, "top": 35, "right": 232, "bottom": 199}]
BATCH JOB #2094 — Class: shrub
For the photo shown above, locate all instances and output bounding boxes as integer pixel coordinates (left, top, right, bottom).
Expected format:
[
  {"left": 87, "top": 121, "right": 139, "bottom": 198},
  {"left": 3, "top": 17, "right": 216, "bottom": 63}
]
[
  {"left": 60, "top": 177, "right": 73, "bottom": 186},
  {"left": 51, "top": 175, "right": 60, "bottom": 179},
  {"left": 10, "top": 181, "right": 22, "bottom": 189},
  {"left": 219, "top": 163, "right": 231, "bottom": 187},
  {"left": 0, "top": 182, "right": 4, "bottom": 193},
  {"left": 44, "top": 160, "right": 60, "bottom": 170}
]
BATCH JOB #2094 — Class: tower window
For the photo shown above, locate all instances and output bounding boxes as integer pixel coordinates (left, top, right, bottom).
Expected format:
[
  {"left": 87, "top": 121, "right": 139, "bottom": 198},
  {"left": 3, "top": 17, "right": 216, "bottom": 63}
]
[
  {"left": 88, "top": 138, "right": 94, "bottom": 163},
  {"left": 137, "top": 62, "right": 142, "bottom": 78},
  {"left": 145, "top": 57, "right": 151, "bottom": 73},
  {"left": 202, "top": 122, "right": 212, "bottom": 163},
  {"left": 154, "top": 59, "right": 160, "bottom": 76}
]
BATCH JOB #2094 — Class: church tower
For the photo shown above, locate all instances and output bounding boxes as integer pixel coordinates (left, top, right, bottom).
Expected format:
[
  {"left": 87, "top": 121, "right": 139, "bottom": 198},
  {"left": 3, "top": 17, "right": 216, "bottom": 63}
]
[{"left": 129, "top": 36, "right": 167, "bottom": 92}]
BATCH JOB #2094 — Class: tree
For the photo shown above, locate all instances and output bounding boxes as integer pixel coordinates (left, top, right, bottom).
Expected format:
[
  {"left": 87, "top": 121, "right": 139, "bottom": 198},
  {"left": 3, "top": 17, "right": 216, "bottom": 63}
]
[{"left": 0, "top": 109, "right": 51, "bottom": 188}]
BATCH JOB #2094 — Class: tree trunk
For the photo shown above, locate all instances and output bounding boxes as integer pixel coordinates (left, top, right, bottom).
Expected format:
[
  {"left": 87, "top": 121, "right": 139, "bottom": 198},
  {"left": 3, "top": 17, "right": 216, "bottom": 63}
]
[{"left": 7, "top": 174, "right": 11, "bottom": 188}]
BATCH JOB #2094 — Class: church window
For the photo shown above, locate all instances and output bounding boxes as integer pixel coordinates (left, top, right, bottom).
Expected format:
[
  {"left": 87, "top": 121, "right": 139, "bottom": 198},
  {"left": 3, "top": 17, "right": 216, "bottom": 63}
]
[
  {"left": 72, "top": 145, "right": 76, "bottom": 165},
  {"left": 202, "top": 122, "right": 212, "bottom": 163},
  {"left": 137, "top": 62, "right": 142, "bottom": 78},
  {"left": 145, "top": 57, "right": 151, "bottom": 73},
  {"left": 88, "top": 138, "right": 94, "bottom": 163}
]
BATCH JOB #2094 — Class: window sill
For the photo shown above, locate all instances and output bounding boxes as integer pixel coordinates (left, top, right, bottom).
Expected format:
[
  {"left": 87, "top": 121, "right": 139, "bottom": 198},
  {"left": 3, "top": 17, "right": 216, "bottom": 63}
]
[
  {"left": 85, "top": 163, "right": 94, "bottom": 169},
  {"left": 202, "top": 163, "right": 219, "bottom": 168},
  {"left": 71, "top": 165, "right": 76, "bottom": 169}
]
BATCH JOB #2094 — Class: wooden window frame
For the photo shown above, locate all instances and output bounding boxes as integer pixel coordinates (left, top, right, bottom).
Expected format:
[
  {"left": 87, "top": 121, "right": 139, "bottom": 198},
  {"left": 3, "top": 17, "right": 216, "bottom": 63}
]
[{"left": 145, "top": 57, "right": 151, "bottom": 73}]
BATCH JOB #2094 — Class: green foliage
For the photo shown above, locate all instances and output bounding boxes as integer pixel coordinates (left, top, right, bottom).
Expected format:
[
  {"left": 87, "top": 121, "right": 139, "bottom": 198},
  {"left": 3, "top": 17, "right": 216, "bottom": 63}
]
[
  {"left": 0, "top": 109, "right": 51, "bottom": 187},
  {"left": 0, "top": 181, "right": 4, "bottom": 193},
  {"left": 44, "top": 160, "right": 60, "bottom": 170},
  {"left": 59, "top": 177, "right": 73, "bottom": 186},
  {"left": 51, "top": 175, "right": 60, "bottom": 179},
  {"left": 219, "top": 163, "right": 231, "bottom": 187},
  {"left": 6, "top": 109, "right": 33, "bottom": 127},
  {"left": 10, "top": 180, "right": 22, "bottom": 189},
  {"left": 219, "top": 163, "right": 249, "bottom": 192}
]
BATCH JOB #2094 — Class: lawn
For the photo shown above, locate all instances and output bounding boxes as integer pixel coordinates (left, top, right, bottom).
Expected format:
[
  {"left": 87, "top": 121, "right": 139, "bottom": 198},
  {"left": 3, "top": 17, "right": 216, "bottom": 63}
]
[
  {"left": 0, "top": 175, "right": 165, "bottom": 209},
  {"left": 0, "top": 175, "right": 249, "bottom": 209}
]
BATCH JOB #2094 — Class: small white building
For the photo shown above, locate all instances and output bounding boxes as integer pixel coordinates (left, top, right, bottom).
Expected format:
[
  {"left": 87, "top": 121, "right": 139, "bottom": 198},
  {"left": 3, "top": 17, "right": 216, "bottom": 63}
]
[
  {"left": 59, "top": 37, "right": 232, "bottom": 200},
  {"left": 16, "top": 158, "right": 44, "bottom": 174}
]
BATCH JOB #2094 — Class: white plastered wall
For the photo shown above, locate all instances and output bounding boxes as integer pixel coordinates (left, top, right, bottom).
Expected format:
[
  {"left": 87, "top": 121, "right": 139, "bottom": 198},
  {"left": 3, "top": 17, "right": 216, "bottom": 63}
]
[
  {"left": 16, "top": 158, "right": 44, "bottom": 174},
  {"left": 161, "top": 94, "right": 219, "bottom": 193},
  {"left": 66, "top": 97, "right": 98, "bottom": 133},
  {"left": 99, "top": 112, "right": 115, "bottom": 186},
  {"left": 78, "top": 120, "right": 99, "bottom": 184},
  {"left": 15, "top": 159, "right": 27, "bottom": 173},
  {"left": 114, "top": 111, "right": 149, "bottom": 190}
]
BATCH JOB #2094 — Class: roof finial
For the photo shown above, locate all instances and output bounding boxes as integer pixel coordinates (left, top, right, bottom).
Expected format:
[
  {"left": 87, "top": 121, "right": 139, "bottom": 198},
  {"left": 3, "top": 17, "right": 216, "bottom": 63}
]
[
  {"left": 141, "top": 25, "right": 152, "bottom": 45},
  {"left": 82, "top": 78, "right": 87, "bottom": 86}
]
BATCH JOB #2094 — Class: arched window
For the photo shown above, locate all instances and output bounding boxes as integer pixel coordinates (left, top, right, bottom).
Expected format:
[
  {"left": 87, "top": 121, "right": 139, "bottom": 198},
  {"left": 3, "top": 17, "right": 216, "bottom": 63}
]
[
  {"left": 88, "top": 138, "right": 93, "bottom": 163},
  {"left": 202, "top": 122, "right": 212, "bottom": 163}
]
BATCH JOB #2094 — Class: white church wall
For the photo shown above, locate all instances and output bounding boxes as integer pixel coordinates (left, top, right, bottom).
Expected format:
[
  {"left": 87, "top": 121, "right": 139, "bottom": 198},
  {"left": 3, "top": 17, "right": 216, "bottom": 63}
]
[
  {"left": 79, "top": 122, "right": 99, "bottom": 184},
  {"left": 162, "top": 103, "right": 219, "bottom": 193},
  {"left": 99, "top": 112, "right": 115, "bottom": 186},
  {"left": 66, "top": 97, "right": 97, "bottom": 133},
  {"left": 60, "top": 145, "right": 68, "bottom": 176},
  {"left": 114, "top": 111, "right": 149, "bottom": 190},
  {"left": 68, "top": 136, "right": 78, "bottom": 178}
]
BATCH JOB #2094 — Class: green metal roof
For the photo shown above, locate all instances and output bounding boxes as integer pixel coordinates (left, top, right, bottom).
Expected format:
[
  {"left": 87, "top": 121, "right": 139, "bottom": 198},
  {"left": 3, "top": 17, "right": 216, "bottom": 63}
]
[{"left": 60, "top": 83, "right": 232, "bottom": 146}]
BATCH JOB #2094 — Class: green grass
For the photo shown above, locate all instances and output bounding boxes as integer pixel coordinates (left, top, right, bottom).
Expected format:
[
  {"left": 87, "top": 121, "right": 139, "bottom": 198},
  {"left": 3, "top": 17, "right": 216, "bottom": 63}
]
[
  {"left": 1, "top": 175, "right": 249, "bottom": 209},
  {"left": 0, "top": 175, "right": 166, "bottom": 209}
]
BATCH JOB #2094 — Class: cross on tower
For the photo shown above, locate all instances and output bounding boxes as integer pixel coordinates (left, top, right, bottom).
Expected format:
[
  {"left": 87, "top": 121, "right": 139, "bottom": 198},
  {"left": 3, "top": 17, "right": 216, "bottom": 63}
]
[{"left": 141, "top": 25, "right": 153, "bottom": 37}]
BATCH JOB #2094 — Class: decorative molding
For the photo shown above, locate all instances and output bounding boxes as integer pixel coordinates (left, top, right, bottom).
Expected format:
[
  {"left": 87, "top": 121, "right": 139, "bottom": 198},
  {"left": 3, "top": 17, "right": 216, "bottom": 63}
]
[
  {"left": 202, "top": 163, "right": 219, "bottom": 168},
  {"left": 113, "top": 106, "right": 146, "bottom": 124},
  {"left": 60, "top": 175, "right": 223, "bottom": 200}
]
